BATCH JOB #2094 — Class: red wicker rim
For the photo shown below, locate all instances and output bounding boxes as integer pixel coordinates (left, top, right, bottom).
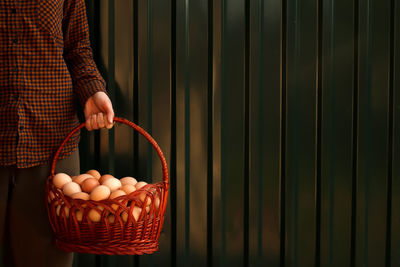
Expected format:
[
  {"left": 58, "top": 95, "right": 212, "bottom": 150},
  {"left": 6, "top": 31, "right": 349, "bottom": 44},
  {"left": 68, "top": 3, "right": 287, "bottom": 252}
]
[{"left": 50, "top": 117, "right": 169, "bottom": 189}]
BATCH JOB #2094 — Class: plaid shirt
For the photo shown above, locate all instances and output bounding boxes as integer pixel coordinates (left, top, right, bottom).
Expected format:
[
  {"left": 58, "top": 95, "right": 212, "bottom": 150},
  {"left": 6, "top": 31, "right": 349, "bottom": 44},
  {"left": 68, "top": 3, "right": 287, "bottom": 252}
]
[{"left": 0, "top": 0, "right": 106, "bottom": 168}]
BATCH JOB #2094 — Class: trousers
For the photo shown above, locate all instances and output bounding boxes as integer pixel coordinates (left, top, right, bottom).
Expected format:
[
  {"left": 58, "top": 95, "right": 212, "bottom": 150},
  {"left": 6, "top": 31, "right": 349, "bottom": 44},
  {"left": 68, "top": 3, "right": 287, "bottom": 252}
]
[{"left": 0, "top": 149, "right": 80, "bottom": 267}]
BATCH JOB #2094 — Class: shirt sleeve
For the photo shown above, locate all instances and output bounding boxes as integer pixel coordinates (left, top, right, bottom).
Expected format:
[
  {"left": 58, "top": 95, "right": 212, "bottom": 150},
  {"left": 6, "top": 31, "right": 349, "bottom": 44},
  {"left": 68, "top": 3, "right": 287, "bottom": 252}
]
[{"left": 62, "top": 0, "right": 107, "bottom": 107}]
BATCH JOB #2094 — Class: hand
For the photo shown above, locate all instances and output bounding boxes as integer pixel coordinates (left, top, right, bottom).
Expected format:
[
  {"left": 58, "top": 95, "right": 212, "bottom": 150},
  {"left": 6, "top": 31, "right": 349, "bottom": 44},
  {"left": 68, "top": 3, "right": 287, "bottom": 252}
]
[{"left": 84, "top": 91, "right": 114, "bottom": 131}]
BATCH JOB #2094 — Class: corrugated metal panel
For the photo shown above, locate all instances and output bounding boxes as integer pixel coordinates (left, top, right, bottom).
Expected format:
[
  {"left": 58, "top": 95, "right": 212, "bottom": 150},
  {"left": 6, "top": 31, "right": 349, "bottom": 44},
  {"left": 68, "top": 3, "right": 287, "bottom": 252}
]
[
  {"left": 356, "top": 0, "right": 391, "bottom": 266},
  {"left": 285, "top": 0, "right": 317, "bottom": 265},
  {"left": 73, "top": 0, "right": 399, "bottom": 266},
  {"left": 249, "top": 1, "right": 281, "bottom": 266},
  {"left": 392, "top": 1, "right": 400, "bottom": 266},
  {"left": 175, "top": 0, "right": 209, "bottom": 266},
  {"left": 320, "top": 0, "right": 354, "bottom": 266}
]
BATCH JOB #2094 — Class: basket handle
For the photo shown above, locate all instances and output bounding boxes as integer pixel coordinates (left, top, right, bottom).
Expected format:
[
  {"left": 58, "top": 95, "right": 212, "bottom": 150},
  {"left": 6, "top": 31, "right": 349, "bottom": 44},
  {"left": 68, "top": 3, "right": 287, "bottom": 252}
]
[{"left": 50, "top": 117, "right": 169, "bottom": 187}]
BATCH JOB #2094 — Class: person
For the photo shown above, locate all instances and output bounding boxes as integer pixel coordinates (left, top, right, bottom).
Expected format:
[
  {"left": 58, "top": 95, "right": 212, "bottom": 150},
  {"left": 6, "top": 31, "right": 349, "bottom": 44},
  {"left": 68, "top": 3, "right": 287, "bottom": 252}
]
[{"left": 0, "top": 0, "right": 113, "bottom": 266}]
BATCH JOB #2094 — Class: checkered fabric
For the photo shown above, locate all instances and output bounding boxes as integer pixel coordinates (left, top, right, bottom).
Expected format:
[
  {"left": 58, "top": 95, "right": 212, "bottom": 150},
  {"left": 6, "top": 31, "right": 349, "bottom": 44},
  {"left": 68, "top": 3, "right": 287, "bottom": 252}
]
[{"left": 0, "top": 0, "right": 106, "bottom": 168}]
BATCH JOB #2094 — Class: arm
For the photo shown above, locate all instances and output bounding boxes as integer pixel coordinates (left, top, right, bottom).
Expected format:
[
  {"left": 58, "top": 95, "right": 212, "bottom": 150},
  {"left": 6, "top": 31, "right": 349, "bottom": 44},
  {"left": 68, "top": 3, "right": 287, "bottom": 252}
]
[{"left": 63, "top": 0, "right": 114, "bottom": 130}]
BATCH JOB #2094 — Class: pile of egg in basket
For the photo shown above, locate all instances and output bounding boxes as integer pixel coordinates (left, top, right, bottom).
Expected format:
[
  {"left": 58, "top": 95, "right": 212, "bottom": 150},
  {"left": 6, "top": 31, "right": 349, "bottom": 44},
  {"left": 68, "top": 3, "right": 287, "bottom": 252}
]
[{"left": 48, "top": 169, "right": 161, "bottom": 224}]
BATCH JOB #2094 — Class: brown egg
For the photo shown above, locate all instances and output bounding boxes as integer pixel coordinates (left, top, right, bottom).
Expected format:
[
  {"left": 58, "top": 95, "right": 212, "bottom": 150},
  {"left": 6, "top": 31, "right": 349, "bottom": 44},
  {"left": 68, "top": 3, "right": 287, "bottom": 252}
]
[
  {"left": 110, "top": 189, "right": 126, "bottom": 199},
  {"left": 73, "top": 174, "right": 94, "bottom": 185},
  {"left": 132, "top": 206, "right": 142, "bottom": 222},
  {"left": 86, "top": 169, "right": 101, "bottom": 179},
  {"left": 135, "top": 181, "right": 148, "bottom": 190},
  {"left": 62, "top": 182, "right": 81, "bottom": 197},
  {"left": 88, "top": 206, "right": 104, "bottom": 222},
  {"left": 139, "top": 193, "right": 152, "bottom": 207},
  {"left": 90, "top": 185, "right": 111, "bottom": 201},
  {"left": 75, "top": 210, "right": 83, "bottom": 222},
  {"left": 81, "top": 178, "right": 100, "bottom": 193},
  {"left": 53, "top": 173, "right": 72, "bottom": 189},
  {"left": 99, "top": 174, "right": 114, "bottom": 184},
  {"left": 71, "top": 192, "right": 90, "bottom": 201},
  {"left": 110, "top": 190, "right": 126, "bottom": 210},
  {"left": 108, "top": 214, "right": 115, "bottom": 223},
  {"left": 48, "top": 191, "right": 55, "bottom": 203},
  {"left": 121, "top": 184, "right": 136, "bottom": 195},
  {"left": 56, "top": 205, "right": 70, "bottom": 218},
  {"left": 102, "top": 178, "right": 122, "bottom": 192},
  {"left": 155, "top": 196, "right": 161, "bottom": 209},
  {"left": 120, "top": 177, "right": 137, "bottom": 186},
  {"left": 135, "top": 181, "right": 151, "bottom": 206},
  {"left": 121, "top": 206, "right": 142, "bottom": 222}
]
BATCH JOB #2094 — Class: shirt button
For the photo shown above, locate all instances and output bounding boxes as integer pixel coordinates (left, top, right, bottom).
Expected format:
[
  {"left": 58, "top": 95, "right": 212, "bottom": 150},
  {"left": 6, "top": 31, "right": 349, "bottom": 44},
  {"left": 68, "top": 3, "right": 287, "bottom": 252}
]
[
  {"left": 19, "top": 126, "right": 24, "bottom": 131},
  {"left": 11, "top": 9, "right": 16, "bottom": 14},
  {"left": 12, "top": 67, "right": 18, "bottom": 72},
  {"left": 12, "top": 38, "right": 18, "bottom": 44}
]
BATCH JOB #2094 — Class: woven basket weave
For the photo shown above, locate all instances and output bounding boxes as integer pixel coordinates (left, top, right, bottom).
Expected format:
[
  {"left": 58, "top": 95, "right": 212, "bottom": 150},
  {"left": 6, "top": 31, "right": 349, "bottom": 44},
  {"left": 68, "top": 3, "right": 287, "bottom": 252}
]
[{"left": 45, "top": 117, "right": 169, "bottom": 255}]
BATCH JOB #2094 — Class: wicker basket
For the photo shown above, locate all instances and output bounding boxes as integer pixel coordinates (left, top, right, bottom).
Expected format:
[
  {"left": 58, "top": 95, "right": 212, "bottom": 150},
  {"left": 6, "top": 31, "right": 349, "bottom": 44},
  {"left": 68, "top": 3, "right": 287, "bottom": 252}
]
[{"left": 45, "top": 117, "right": 169, "bottom": 255}]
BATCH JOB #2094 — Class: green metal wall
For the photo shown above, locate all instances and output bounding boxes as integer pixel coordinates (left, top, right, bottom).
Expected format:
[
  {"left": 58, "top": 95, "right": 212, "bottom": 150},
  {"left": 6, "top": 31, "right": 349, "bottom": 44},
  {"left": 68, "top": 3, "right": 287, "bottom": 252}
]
[{"left": 73, "top": 0, "right": 400, "bottom": 266}]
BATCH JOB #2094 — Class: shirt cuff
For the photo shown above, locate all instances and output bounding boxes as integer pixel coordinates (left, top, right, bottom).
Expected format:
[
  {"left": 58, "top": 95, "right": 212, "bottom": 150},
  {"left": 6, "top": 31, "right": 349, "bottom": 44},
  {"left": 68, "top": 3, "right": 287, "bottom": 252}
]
[{"left": 75, "top": 79, "right": 107, "bottom": 107}]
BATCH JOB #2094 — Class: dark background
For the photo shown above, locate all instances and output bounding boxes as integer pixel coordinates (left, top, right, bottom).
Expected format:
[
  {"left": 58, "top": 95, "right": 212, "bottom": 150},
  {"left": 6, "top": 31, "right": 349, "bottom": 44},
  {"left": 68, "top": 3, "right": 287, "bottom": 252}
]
[{"left": 72, "top": 0, "right": 400, "bottom": 266}]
